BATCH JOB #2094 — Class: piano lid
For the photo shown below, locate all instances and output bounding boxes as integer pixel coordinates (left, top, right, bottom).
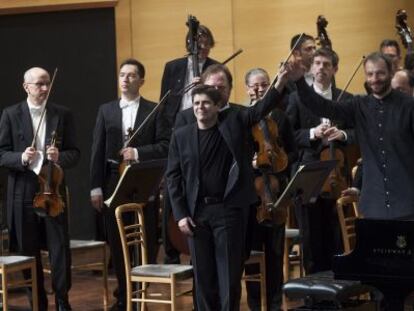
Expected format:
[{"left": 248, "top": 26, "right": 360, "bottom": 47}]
[{"left": 333, "top": 218, "right": 414, "bottom": 284}]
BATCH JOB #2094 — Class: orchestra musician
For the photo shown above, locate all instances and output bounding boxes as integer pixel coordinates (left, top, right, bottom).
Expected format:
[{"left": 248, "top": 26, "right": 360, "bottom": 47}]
[
  {"left": 286, "top": 47, "right": 354, "bottom": 274},
  {"left": 244, "top": 68, "right": 297, "bottom": 311},
  {"left": 159, "top": 24, "right": 218, "bottom": 264},
  {"left": 391, "top": 69, "right": 414, "bottom": 96},
  {"left": 166, "top": 65, "right": 288, "bottom": 310},
  {"left": 288, "top": 51, "right": 414, "bottom": 220},
  {"left": 0, "top": 67, "right": 80, "bottom": 311},
  {"left": 379, "top": 39, "right": 402, "bottom": 72},
  {"left": 90, "top": 59, "right": 170, "bottom": 311}
]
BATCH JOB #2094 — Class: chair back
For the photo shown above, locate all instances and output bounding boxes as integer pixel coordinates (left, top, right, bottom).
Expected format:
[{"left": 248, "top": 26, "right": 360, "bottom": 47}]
[
  {"left": 115, "top": 203, "right": 148, "bottom": 278},
  {"left": 336, "top": 196, "right": 359, "bottom": 253}
]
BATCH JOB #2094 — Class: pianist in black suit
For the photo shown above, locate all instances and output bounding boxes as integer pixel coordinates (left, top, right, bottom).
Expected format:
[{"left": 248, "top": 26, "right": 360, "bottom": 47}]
[
  {"left": 167, "top": 67, "right": 288, "bottom": 310},
  {"left": 288, "top": 51, "right": 414, "bottom": 220},
  {"left": 160, "top": 24, "right": 218, "bottom": 264}
]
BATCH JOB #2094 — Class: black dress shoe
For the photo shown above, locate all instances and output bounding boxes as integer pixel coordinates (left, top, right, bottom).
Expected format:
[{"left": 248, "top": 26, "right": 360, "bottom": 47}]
[
  {"left": 57, "top": 300, "right": 72, "bottom": 311},
  {"left": 109, "top": 300, "right": 126, "bottom": 311}
]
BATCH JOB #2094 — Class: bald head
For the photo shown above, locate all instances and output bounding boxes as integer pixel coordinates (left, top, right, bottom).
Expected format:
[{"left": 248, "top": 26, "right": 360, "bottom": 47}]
[
  {"left": 391, "top": 70, "right": 414, "bottom": 96},
  {"left": 23, "top": 67, "right": 51, "bottom": 105},
  {"left": 24, "top": 67, "right": 50, "bottom": 83}
]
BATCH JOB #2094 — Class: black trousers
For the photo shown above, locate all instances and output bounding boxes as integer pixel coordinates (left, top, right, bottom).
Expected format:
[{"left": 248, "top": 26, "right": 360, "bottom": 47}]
[
  {"left": 245, "top": 218, "right": 285, "bottom": 311},
  {"left": 14, "top": 174, "right": 71, "bottom": 311},
  {"left": 188, "top": 203, "right": 248, "bottom": 311},
  {"left": 294, "top": 196, "right": 343, "bottom": 274}
]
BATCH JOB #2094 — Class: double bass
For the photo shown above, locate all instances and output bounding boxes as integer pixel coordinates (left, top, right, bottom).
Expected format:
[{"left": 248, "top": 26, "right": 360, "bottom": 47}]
[{"left": 396, "top": 9, "right": 413, "bottom": 53}]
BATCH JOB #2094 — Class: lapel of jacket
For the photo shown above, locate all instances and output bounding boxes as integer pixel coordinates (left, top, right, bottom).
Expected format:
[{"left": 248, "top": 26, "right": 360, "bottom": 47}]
[
  {"left": 45, "top": 104, "right": 59, "bottom": 148},
  {"left": 190, "top": 123, "right": 200, "bottom": 191},
  {"left": 217, "top": 118, "right": 239, "bottom": 199},
  {"left": 18, "top": 101, "right": 34, "bottom": 146},
  {"left": 133, "top": 98, "right": 151, "bottom": 131}
]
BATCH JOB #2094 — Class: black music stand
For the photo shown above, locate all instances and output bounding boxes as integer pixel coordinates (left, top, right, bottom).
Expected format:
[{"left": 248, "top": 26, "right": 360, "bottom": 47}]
[
  {"left": 274, "top": 160, "right": 337, "bottom": 211},
  {"left": 104, "top": 159, "right": 167, "bottom": 209}
]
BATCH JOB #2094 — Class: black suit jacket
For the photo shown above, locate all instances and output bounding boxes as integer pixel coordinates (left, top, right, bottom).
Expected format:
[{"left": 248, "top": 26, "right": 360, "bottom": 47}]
[
  {"left": 286, "top": 87, "right": 355, "bottom": 164},
  {"left": 0, "top": 101, "right": 80, "bottom": 246},
  {"left": 166, "top": 88, "right": 283, "bottom": 221},
  {"left": 90, "top": 97, "right": 170, "bottom": 194},
  {"left": 160, "top": 56, "right": 218, "bottom": 127}
]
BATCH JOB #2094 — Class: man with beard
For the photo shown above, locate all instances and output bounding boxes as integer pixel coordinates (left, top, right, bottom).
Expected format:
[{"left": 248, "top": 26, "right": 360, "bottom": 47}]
[
  {"left": 286, "top": 48, "right": 354, "bottom": 274},
  {"left": 288, "top": 51, "right": 414, "bottom": 220}
]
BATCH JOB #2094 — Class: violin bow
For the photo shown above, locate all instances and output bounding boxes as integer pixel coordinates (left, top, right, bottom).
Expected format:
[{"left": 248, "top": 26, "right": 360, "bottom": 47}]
[
  {"left": 124, "top": 90, "right": 171, "bottom": 147},
  {"left": 31, "top": 68, "right": 58, "bottom": 148},
  {"left": 262, "top": 33, "right": 304, "bottom": 98}
]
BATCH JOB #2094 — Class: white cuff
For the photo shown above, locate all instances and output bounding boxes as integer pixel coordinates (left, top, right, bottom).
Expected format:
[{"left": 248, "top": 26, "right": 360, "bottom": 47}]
[
  {"left": 134, "top": 148, "right": 139, "bottom": 161},
  {"left": 310, "top": 128, "right": 316, "bottom": 140},
  {"left": 340, "top": 130, "right": 348, "bottom": 141}
]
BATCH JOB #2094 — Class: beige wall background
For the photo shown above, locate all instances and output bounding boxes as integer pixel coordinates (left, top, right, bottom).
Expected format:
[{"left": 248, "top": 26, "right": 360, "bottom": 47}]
[{"left": 1, "top": 0, "right": 414, "bottom": 103}]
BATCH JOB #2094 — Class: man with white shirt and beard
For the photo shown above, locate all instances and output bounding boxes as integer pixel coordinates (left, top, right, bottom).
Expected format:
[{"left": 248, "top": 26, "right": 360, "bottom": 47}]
[
  {"left": 0, "top": 67, "right": 80, "bottom": 310},
  {"left": 286, "top": 48, "right": 355, "bottom": 274},
  {"left": 90, "top": 59, "right": 170, "bottom": 311}
]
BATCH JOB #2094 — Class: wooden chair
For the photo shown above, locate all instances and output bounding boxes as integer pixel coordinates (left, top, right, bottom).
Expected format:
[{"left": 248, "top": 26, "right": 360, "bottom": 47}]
[
  {"left": 284, "top": 205, "right": 303, "bottom": 281},
  {"left": 243, "top": 250, "right": 267, "bottom": 311},
  {"left": 0, "top": 255, "right": 38, "bottom": 311},
  {"left": 336, "top": 195, "right": 360, "bottom": 253},
  {"left": 42, "top": 187, "right": 109, "bottom": 306},
  {"left": 115, "top": 203, "right": 193, "bottom": 311}
]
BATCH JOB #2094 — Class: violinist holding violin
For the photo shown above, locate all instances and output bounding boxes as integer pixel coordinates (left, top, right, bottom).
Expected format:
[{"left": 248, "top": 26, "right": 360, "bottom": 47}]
[
  {"left": 0, "top": 67, "right": 80, "bottom": 311},
  {"left": 286, "top": 48, "right": 354, "bottom": 274},
  {"left": 90, "top": 59, "right": 170, "bottom": 311},
  {"left": 244, "top": 68, "right": 297, "bottom": 311}
]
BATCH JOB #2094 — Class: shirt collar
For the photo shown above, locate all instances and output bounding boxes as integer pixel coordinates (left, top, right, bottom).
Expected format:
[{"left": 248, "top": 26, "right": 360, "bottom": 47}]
[
  {"left": 27, "top": 98, "right": 46, "bottom": 112},
  {"left": 313, "top": 83, "right": 332, "bottom": 99},
  {"left": 119, "top": 96, "right": 140, "bottom": 109},
  {"left": 220, "top": 102, "right": 230, "bottom": 111}
]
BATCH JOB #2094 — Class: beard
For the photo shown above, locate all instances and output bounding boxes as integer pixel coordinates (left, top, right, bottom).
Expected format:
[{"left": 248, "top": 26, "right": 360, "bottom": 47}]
[{"left": 367, "top": 77, "right": 392, "bottom": 97}]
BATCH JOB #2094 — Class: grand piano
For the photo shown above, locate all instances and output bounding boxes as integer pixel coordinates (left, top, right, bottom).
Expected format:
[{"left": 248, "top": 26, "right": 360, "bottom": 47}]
[{"left": 333, "top": 218, "right": 414, "bottom": 310}]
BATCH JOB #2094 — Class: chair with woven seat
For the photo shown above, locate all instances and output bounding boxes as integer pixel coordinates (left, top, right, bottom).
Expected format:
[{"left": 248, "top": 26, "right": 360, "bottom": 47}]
[
  {"left": 0, "top": 255, "right": 38, "bottom": 311},
  {"left": 115, "top": 203, "right": 193, "bottom": 311}
]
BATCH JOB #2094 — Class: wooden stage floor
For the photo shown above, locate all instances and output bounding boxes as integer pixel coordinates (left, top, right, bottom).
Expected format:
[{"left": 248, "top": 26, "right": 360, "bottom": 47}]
[{"left": 7, "top": 252, "right": 301, "bottom": 310}]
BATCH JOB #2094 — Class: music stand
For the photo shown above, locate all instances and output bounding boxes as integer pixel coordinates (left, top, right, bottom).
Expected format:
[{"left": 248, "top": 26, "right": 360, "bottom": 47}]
[
  {"left": 274, "top": 160, "right": 337, "bottom": 210},
  {"left": 104, "top": 159, "right": 167, "bottom": 208}
]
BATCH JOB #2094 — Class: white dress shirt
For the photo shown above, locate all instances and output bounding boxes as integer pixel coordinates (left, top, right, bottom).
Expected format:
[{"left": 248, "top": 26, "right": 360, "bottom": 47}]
[{"left": 25, "top": 99, "right": 46, "bottom": 174}]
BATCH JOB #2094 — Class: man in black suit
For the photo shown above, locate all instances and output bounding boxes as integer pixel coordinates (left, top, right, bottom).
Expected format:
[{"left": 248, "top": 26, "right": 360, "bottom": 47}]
[
  {"left": 167, "top": 65, "right": 288, "bottom": 310},
  {"left": 90, "top": 59, "right": 170, "bottom": 311},
  {"left": 0, "top": 67, "right": 80, "bottom": 311},
  {"left": 286, "top": 48, "right": 354, "bottom": 274},
  {"left": 243, "top": 68, "right": 297, "bottom": 311},
  {"left": 160, "top": 24, "right": 218, "bottom": 264}
]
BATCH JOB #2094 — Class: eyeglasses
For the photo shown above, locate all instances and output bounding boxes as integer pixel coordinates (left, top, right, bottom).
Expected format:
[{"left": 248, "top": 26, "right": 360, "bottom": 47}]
[
  {"left": 247, "top": 83, "right": 270, "bottom": 89},
  {"left": 26, "top": 82, "right": 51, "bottom": 88}
]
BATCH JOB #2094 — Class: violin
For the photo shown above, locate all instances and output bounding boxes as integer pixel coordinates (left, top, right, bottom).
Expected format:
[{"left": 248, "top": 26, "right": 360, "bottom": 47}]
[
  {"left": 251, "top": 88, "right": 288, "bottom": 225},
  {"left": 396, "top": 9, "right": 413, "bottom": 53},
  {"left": 33, "top": 131, "right": 65, "bottom": 217},
  {"left": 319, "top": 57, "right": 365, "bottom": 199}
]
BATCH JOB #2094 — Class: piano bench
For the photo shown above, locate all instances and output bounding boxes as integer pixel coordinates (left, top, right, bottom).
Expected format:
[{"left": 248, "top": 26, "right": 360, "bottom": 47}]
[{"left": 283, "top": 271, "right": 380, "bottom": 310}]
